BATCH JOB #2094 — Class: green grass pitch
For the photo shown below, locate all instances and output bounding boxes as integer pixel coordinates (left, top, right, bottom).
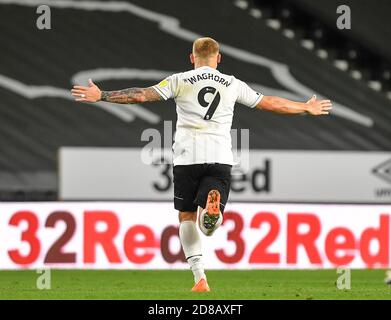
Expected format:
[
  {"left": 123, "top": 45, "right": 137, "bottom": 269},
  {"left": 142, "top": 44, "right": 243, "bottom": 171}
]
[{"left": 0, "top": 270, "right": 390, "bottom": 300}]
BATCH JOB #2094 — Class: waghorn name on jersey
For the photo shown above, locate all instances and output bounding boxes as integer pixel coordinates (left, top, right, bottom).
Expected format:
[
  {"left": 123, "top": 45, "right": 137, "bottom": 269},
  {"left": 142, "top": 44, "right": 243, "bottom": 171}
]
[
  {"left": 184, "top": 72, "right": 231, "bottom": 87},
  {"left": 152, "top": 66, "right": 263, "bottom": 166}
]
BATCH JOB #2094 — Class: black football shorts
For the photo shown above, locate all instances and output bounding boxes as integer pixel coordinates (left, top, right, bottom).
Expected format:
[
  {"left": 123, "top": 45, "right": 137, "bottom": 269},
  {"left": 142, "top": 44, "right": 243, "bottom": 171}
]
[{"left": 173, "top": 163, "right": 232, "bottom": 213}]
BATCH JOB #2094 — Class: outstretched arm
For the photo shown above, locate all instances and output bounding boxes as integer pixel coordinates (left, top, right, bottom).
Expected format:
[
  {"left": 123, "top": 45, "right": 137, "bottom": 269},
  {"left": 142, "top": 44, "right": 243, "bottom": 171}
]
[
  {"left": 257, "top": 95, "right": 332, "bottom": 115},
  {"left": 71, "top": 79, "right": 163, "bottom": 104}
]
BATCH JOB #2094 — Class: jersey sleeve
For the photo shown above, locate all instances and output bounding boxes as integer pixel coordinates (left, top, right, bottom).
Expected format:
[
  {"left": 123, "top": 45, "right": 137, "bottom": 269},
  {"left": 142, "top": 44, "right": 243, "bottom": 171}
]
[
  {"left": 236, "top": 79, "right": 263, "bottom": 108},
  {"left": 152, "top": 73, "right": 180, "bottom": 100}
]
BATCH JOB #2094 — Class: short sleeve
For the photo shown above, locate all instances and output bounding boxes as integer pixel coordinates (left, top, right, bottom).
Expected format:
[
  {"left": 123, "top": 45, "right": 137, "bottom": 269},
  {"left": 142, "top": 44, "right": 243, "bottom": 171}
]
[
  {"left": 236, "top": 79, "right": 263, "bottom": 108},
  {"left": 152, "top": 74, "right": 180, "bottom": 100}
]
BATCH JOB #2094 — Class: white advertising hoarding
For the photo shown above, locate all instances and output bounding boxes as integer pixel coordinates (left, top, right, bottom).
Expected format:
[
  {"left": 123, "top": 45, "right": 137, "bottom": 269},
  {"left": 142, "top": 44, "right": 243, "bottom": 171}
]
[
  {"left": 59, "top": 148, "right": 391, "bottom": 202},
  {"left": 0, "top": 202, "right": 390, "bottom": 269}
]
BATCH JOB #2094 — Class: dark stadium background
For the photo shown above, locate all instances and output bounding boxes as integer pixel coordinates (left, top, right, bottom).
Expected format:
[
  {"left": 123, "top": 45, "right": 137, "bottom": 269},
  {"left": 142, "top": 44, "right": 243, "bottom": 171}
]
[{"left": 0, "top": 0, "right": 390, "bottom": 200}]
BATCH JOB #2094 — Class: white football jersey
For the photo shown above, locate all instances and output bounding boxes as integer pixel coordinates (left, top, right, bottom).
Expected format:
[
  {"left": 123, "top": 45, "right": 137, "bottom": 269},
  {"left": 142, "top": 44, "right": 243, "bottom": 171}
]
[{"left": 153, "top": 66, "right": 263, "bottom": 166}]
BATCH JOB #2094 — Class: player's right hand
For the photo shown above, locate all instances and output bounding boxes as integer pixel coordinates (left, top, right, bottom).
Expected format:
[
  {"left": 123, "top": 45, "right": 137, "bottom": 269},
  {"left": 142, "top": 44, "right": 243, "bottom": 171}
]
[
  {"left": 305, "top": 95, "right": 332, "bottom": 115},
  {"left": 71, "top": 79, "right": 101, "bottom": 102}
]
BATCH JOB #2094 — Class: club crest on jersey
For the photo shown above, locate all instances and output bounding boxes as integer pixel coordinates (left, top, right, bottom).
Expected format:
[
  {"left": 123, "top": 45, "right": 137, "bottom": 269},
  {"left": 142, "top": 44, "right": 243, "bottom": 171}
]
[{"left": 185, "top": 73, "right": 231, "bottom": 87}]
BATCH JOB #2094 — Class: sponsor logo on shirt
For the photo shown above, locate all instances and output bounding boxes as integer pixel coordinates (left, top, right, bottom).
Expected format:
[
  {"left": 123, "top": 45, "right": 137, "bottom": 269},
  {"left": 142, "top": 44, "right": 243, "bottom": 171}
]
[{"left": 158, "top": 79, "right": 169, "bottom": 88}]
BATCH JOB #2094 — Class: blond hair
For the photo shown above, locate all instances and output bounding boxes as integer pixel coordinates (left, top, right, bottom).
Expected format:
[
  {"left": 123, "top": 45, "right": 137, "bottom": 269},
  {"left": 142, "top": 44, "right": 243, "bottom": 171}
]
[{"left": 192, "top": 37, "right": 220, "bottom": 60}]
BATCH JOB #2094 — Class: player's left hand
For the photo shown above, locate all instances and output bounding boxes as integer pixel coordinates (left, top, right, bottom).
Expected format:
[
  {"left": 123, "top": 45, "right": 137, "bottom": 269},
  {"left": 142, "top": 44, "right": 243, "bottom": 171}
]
[
  {"left": 71, "top": 79, "right": 102, "bottom": 102},
  {"left": 305, "top": 95, "right": 333, "bottom": 115}
]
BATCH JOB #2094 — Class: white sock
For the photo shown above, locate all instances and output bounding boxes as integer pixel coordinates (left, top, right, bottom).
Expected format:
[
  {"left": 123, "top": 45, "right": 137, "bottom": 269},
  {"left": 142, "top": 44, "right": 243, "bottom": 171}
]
[
  {"left": 179, "top": 220, "right": 206, "bottom": 283},
  {"left": 188, "top": 256, "right": 206, "bottom": 283}
]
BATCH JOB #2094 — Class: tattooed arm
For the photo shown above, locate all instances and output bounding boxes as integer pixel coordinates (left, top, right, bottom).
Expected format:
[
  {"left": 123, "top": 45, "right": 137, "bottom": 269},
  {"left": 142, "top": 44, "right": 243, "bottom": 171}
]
[
  {"left": 71, "top": 79, "right": 163, "bottom": 104},
  {"left": 100, "top": 87, "right": 163, "bottom": 104}
]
